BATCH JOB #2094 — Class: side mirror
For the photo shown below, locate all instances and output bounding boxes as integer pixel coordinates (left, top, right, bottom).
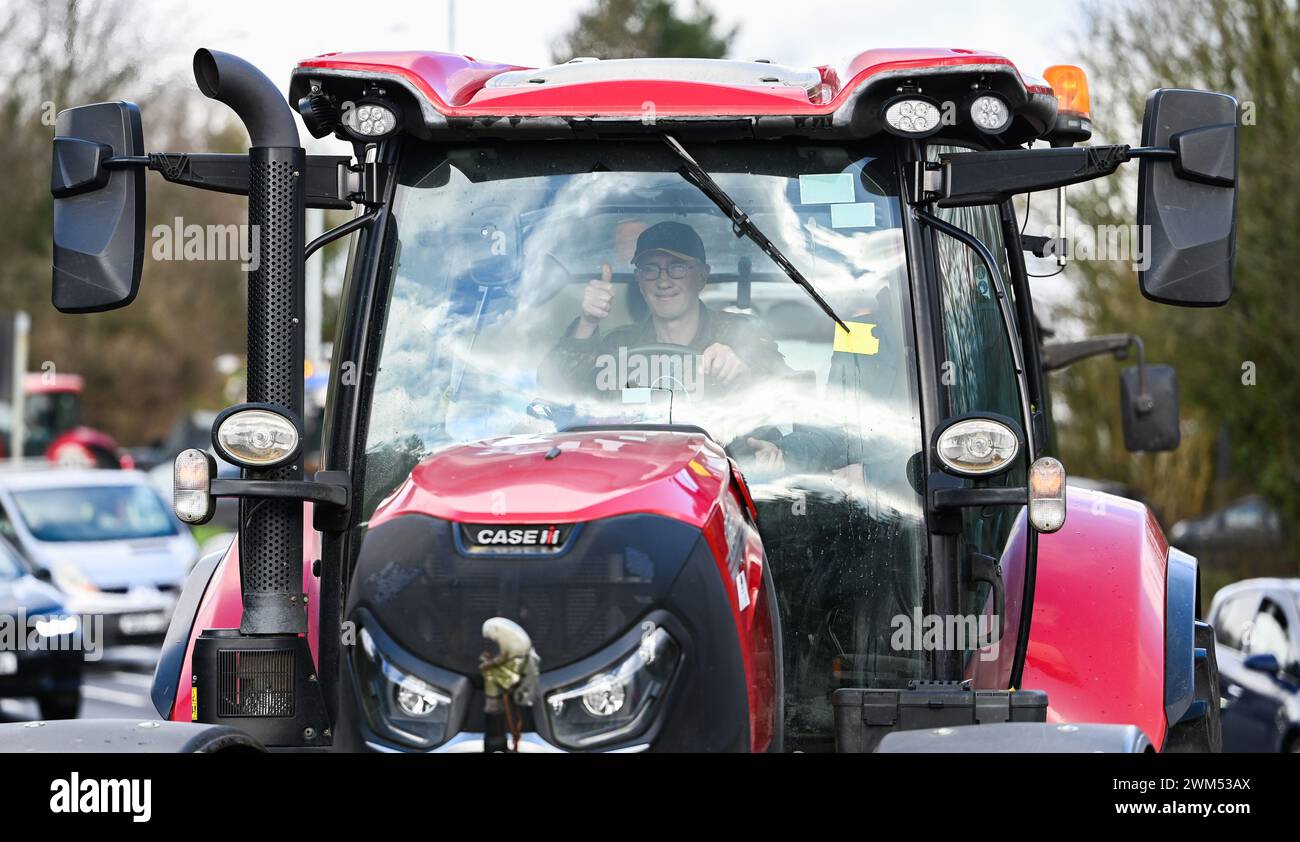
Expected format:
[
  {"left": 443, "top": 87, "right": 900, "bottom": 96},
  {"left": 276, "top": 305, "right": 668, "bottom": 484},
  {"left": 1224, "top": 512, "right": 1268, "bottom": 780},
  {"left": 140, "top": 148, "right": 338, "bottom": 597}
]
[
  {"left": 1137, "top": 89, "right": 1238, "bottom": 306},
  {"left": 1119, "top": 364, "right": 1180, "bottom": 452},
  {"left": 1242, "top": 652, "right": 1280, "bottom": 675},
  {"left": 51, "top": 101, "right": 146, "bottom": 313}
]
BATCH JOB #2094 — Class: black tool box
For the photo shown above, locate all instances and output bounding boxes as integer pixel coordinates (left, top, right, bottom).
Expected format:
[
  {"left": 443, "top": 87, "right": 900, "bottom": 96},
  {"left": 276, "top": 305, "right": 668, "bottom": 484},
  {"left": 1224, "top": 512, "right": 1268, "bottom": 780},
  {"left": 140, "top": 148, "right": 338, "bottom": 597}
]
[{"left": 831, "top": 680, "right": 1049, "bottom": 753}]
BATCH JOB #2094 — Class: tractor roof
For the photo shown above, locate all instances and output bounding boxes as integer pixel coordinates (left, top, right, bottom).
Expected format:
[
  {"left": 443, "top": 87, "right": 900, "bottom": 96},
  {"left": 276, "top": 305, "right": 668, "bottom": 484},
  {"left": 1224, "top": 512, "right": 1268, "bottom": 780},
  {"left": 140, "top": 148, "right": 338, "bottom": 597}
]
[
  {"left": 24, "top": 373, "right": 83, "bottom": 394},
  {"left": 292, "top": 48, "right": 1058, "bottom": 144}
]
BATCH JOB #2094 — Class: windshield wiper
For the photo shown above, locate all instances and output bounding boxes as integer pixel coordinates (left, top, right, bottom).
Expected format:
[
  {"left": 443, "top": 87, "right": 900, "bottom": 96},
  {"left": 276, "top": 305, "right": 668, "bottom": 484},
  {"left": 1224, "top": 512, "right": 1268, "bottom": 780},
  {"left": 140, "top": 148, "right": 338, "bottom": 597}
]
[{"left": 661, "top": 134, "right": 849, "bottom": 331}]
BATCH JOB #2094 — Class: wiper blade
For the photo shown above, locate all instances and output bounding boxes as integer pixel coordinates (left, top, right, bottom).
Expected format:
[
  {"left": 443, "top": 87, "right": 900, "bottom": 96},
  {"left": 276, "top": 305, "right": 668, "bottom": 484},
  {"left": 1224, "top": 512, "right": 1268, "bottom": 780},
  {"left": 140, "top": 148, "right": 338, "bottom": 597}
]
[{"left": 661, "top": 134, "right": 849, "bottom": 332}]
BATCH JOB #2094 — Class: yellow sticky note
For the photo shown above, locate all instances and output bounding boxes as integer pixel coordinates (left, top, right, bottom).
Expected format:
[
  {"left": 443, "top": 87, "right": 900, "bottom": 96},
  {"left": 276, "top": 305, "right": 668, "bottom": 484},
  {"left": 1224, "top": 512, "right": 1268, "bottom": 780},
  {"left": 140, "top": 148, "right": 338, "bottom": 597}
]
[{"left": 833, "top": 322, "right": 880, "bottom": 355}]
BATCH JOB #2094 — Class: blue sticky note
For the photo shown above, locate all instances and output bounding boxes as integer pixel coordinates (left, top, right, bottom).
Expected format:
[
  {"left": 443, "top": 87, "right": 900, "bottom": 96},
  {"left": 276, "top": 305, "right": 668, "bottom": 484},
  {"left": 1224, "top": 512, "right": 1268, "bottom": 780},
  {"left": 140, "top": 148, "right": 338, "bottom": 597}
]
[
  {"left": 799, "top": 173, "right": 855, "bottom": 205},
  {"left": 830, "top": 202, "right": 877, "bottom": 229}
]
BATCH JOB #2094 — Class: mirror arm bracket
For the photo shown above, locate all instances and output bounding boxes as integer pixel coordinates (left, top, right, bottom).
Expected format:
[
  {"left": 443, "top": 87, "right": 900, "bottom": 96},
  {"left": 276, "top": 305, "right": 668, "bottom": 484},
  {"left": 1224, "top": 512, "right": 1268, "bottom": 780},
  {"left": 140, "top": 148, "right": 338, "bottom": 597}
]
[
  {"left": 1124, "top": 146, "right": 1178, "bottom": 161},
  {"left": 914, "top": 143, "right": 1179, "bottom": 208},
  {"left": 933, "top": 485, "right": 1029, "bottom": 510},
  {"left": 1041, "top": 333, "right": 1152, "bottom": 412},
  {"left": 209, "top": 470, "right": 352, "bottom": 532},
  {"left": 106, "top": 151, "right": 356, "bottom": 209},
  {"left": 305, "top": 209, "right": 379, "bottom": 260},
  {"left": 927, "top": 471, "right": 1028, "bottom": 535}
]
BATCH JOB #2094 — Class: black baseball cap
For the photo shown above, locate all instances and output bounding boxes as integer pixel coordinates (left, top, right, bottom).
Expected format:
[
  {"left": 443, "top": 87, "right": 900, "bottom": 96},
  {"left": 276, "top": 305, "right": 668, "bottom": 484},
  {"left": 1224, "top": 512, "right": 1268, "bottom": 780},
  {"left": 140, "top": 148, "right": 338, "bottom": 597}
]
[{"left": 632, "top": 221, "right": 707, "bottom": 265}]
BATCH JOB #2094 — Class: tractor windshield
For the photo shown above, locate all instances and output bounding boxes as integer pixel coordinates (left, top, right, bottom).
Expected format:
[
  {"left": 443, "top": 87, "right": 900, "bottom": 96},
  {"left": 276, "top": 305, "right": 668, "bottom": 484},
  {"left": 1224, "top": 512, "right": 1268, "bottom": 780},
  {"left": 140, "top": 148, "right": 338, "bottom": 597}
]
[{"left": 359, "top": 139, "right": 929, "bottom": 749}]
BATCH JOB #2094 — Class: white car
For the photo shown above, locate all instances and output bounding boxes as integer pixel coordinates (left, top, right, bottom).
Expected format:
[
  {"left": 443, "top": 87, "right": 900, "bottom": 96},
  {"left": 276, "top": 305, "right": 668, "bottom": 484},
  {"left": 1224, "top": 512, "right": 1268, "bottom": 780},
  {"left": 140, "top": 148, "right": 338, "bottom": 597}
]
[{"left": 0, "top": 468, "right": 198, "bottom": 645}]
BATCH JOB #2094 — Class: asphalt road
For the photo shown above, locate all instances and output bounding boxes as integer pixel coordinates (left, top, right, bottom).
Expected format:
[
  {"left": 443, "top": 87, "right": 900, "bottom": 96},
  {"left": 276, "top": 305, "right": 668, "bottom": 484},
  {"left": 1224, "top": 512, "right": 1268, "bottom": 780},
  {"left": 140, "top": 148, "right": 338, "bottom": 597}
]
[{"left": 0, "top": 644, "right": 161, "bottom": 723}]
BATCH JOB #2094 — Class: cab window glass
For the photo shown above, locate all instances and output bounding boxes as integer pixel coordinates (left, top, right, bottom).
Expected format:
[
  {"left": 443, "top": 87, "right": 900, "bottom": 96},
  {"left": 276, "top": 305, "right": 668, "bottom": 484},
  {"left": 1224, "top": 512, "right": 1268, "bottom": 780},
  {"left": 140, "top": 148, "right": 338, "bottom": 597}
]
[
  {"left": 1215, "top": 593, "right": 1259, "bottom": 650},
  {"left": 1247, "top": 598, "right": 1291, "bottom": 665},
  {"left": 929, "top": 152, "right": 1026, "bottom": 676}
]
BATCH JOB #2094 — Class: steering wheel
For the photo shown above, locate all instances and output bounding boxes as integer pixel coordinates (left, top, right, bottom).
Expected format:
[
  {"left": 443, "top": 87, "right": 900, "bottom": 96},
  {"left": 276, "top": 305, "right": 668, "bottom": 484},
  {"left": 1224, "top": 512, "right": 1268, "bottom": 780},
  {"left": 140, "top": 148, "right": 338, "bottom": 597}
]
[{"left": 622, "top": 342, "right": 712, "bottom": 394}]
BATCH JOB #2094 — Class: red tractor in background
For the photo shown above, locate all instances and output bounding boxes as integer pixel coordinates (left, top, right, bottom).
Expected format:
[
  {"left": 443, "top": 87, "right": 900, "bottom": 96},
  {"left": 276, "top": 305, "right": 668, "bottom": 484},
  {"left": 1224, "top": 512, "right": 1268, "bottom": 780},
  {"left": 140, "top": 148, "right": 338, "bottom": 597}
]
[
  {"left": 0, "top": 372, "right": 130, "bottom": 468},
  {"left": 16, "top": 41, "right": 1239, "bottom": 752}
]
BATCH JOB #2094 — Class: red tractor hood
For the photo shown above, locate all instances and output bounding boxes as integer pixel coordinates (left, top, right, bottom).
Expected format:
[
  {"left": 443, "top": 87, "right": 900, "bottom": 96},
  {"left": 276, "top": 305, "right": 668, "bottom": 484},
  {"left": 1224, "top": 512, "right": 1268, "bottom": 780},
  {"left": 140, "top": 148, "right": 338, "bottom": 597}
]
[{"left": 371, "top": 429, "right": 732, "bottom": 529}]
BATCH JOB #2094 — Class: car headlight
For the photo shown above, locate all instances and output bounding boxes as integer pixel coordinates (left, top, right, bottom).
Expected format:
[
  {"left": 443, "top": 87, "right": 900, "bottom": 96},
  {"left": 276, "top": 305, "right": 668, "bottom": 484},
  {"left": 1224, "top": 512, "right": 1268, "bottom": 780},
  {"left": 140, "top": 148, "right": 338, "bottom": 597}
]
[
  {"left": 545, "top": 626, "right": 680, "bottom": 750},
  {"left": 33, "top": 615, "right": 79, "bottom": 637},
  {"left": 51, "top": 561, "right": 98, "bottom": 595},
  {"left": 354, "top": 625, "right": 455, "bottom": 749}
]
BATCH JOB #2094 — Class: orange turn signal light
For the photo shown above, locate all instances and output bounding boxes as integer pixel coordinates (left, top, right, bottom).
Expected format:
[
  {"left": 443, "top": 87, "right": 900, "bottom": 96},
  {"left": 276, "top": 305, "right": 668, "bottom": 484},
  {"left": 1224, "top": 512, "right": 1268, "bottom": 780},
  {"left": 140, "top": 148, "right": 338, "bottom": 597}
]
[{"left": 1044, "top": 65, "right": 1091, "bottom": 119}]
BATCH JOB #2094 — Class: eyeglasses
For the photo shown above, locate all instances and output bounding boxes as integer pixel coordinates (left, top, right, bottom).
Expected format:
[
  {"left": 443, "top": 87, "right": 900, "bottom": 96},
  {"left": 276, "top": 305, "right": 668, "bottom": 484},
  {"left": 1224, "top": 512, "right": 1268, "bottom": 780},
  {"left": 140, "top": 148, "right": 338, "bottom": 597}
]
[{"left": 634, "top": 262, "right": 694, "bottom": 280}]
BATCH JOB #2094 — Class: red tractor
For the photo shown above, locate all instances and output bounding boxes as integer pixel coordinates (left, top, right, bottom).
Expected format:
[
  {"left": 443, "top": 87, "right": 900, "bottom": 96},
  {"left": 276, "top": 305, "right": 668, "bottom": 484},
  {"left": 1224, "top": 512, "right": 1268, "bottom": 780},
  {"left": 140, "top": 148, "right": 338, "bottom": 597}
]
[
  {"left": 26, "top": 43, "right": 1237, "bottom": 752},
  {"left": 0, "top": 373, "right": 130, "bottom": 468}
]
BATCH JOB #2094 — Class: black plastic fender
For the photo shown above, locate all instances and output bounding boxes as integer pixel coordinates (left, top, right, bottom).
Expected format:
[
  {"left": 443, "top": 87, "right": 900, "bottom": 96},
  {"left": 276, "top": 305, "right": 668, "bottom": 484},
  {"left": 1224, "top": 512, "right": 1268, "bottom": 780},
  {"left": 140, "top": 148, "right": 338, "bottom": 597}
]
[
  {"left": 149, "top": 548, "right": 227, "bottom": 718},
  {"left": 1164, "top": 547, "right": 1199, "bottom": 725}
]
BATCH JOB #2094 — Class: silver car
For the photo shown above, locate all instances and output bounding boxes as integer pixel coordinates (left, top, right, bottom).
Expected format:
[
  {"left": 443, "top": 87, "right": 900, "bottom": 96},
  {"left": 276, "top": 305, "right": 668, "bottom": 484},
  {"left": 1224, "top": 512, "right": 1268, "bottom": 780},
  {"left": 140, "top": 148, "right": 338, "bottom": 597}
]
[{"left": 0, "top": 468, "right": 198, "bottom": 645}]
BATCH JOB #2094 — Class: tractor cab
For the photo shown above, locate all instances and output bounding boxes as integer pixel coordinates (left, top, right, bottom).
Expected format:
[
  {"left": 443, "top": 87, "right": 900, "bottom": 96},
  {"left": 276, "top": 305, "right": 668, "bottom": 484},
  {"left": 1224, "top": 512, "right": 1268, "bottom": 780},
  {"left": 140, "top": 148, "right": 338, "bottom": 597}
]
[
  {"left": 356, "top": 131, "right": 926, "bottom": 750},
  {"left": 42, "top": 46, "right": 1239, "bottom": 752}
]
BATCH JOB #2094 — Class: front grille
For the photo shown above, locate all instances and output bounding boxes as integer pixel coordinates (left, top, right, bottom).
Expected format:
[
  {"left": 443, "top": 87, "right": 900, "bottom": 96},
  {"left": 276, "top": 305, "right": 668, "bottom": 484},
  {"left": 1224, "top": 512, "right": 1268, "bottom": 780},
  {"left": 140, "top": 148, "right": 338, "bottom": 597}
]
[
  {"left": 350, "top": 513, "right": 702, "bottom": 674},
  {"left": 216, "top": 648, "right": 296, "bottom": 717}
]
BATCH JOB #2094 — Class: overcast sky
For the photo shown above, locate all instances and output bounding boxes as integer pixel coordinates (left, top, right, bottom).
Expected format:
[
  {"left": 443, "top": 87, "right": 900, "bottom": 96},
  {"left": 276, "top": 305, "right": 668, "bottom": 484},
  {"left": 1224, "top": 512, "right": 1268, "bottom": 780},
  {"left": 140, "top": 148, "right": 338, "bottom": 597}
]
[
  {"left": 139, "top": 0, "right": 1099, "bottom": 324},
  {"left": 148, "top": 0, "right": 1090, "bottom": 100}
]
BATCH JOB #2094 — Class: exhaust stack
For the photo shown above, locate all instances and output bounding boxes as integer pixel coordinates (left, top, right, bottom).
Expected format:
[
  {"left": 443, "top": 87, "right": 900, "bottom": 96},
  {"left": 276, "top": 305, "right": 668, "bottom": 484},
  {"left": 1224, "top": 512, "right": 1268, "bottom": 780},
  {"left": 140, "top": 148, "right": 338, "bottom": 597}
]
[
  {"left": 193, "top": 49, "right": 306, "bottom": 637},
  {"left": 189, "top": 49, "right": 327, "bottom": 747}
]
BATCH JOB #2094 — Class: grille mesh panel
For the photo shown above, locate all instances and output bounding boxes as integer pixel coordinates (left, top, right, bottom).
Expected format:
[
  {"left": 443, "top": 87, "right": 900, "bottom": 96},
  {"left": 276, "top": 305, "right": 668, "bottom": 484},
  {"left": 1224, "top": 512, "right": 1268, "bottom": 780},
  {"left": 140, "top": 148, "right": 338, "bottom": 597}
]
[{"left": 217, "top": 648, "right": 296, "bottom": 717}]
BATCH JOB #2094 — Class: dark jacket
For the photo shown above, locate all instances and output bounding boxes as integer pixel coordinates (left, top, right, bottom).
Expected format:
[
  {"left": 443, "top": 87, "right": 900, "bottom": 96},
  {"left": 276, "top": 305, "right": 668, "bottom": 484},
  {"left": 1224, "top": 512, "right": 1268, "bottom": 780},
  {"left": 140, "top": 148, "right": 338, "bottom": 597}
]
[{"left": 539, "top": 303, "right": 791, "bottom": 396}]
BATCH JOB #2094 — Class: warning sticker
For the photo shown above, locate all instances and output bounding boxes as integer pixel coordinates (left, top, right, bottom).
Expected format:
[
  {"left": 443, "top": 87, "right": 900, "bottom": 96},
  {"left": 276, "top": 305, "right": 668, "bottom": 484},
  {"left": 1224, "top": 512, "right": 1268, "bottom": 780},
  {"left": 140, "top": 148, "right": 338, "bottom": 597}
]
[
  {"left": 798, "top": 173, "right": 855, "bottom": 205},
  {"left": 830, "top": 202, "right": 877, "bottom": 229},
  {"left": 833, "top": 322, "right": 881, "bottom": 355},
  {"left": 736, "top": 570, "right": 751, "bottom": 611}
]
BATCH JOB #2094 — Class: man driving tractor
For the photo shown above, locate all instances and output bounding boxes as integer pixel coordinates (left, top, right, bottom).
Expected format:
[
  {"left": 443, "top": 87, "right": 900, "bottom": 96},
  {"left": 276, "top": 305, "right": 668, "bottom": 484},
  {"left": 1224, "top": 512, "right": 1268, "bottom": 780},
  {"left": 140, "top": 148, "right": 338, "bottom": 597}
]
[
  {"left": 539, "top": 220, "right": 800, "bottom": 470},
  {"left": 540, "top": 221, "right": 791, "bottom": 389}
]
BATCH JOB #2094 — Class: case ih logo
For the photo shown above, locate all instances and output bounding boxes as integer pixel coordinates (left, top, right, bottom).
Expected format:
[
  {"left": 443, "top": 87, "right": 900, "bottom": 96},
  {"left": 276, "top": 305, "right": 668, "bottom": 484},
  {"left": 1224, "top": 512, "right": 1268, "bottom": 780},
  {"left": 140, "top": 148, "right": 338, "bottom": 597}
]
[{"left": 461, "top": 524, "right": 569, "bottom": 551}]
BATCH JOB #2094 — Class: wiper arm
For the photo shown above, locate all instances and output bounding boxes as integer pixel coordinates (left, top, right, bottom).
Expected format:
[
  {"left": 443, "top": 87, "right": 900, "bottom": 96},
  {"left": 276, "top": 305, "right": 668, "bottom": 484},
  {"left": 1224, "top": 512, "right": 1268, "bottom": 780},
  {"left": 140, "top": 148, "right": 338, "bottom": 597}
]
[{"left": 661, "top": 134, "right": 849, "bottom": 332}]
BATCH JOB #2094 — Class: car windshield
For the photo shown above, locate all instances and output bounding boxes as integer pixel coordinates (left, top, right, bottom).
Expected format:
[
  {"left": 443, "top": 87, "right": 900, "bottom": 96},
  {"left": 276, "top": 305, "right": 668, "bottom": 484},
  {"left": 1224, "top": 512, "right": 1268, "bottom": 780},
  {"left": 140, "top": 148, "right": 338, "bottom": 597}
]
[
  {"left": 358, "top": 139, "right": 929, "bottom": 750},
  {"left": 11, "top": 484, "right": 178, "bottom": 542},
  {"left": 0, "top": 540, "right": 22, "bottom": 580}
]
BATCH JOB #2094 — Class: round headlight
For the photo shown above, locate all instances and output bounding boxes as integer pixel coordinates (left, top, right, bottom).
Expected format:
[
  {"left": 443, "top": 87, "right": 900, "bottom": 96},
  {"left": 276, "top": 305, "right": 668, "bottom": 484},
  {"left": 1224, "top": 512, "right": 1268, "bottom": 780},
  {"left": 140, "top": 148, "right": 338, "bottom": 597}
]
[
  {"left": 581, "top": 675, "right": 627, "bottom": 717},
  {"left": 341, "top": 100, "right": 399, "bottom": 139},
  {"left": 969, "top": 94, "right": 1011, "bottom": 134},
  {"left": 883, "top": 97, "right": 944, "bottom": 137},
  {"left": 935, "top": 416, "right": 1021, "bottom": 477},
  {"left": 212, "top": 405, "right": 301, "bottom": 470}
]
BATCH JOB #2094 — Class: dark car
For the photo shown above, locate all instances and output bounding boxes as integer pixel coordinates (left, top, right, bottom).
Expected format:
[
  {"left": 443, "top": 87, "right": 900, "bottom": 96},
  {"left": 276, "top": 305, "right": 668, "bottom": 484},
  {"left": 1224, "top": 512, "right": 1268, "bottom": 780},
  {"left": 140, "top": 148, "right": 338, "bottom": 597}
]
[
  {"left": 1171, "top": 496, "right": 1284, "bottom": 555},
  {"left": 0, "top": 535, "right": 83, "bottom": 719},
  {"left": 1208, "top": 578, "right": 1300, "bottom": 752}
]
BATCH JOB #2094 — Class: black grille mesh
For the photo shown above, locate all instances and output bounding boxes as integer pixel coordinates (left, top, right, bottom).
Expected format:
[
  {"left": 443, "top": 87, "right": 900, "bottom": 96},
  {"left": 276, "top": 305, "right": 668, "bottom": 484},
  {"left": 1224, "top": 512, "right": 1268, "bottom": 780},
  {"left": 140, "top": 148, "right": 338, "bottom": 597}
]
[
  {"left": 241, "top": 147, "right": 305, "bottom": 630},
  {"left": 217, "top": 648, "right": 296, "bottom": 717}
]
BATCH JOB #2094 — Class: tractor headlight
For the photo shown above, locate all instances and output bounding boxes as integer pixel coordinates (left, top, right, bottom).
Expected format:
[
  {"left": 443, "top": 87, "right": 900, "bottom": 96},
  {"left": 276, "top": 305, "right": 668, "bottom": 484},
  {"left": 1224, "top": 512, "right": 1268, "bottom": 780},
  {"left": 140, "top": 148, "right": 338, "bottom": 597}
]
[
  {"left": 342, "top": 100, "right": 399, "bottom": 139},
  {"left": 354, "top": 625, "right": 455, "bottom": 749},
  {"left": 173, "top": 448, "right": 216, "bottom": 525},
  {"left": 935, "top": 416, "right": 1021, "bottom": 477},
  {"left": 212, "top": 405, "right": 301, "bottom": 470},
  {"left": 544, "top": 626, "right": 680, "bottom": 750},
  {"left": 968, "top": 94, "right": 1011, "bottom": 134},
  {"left": 883, "top": 96, "right": 944, "bottom": 137}
]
